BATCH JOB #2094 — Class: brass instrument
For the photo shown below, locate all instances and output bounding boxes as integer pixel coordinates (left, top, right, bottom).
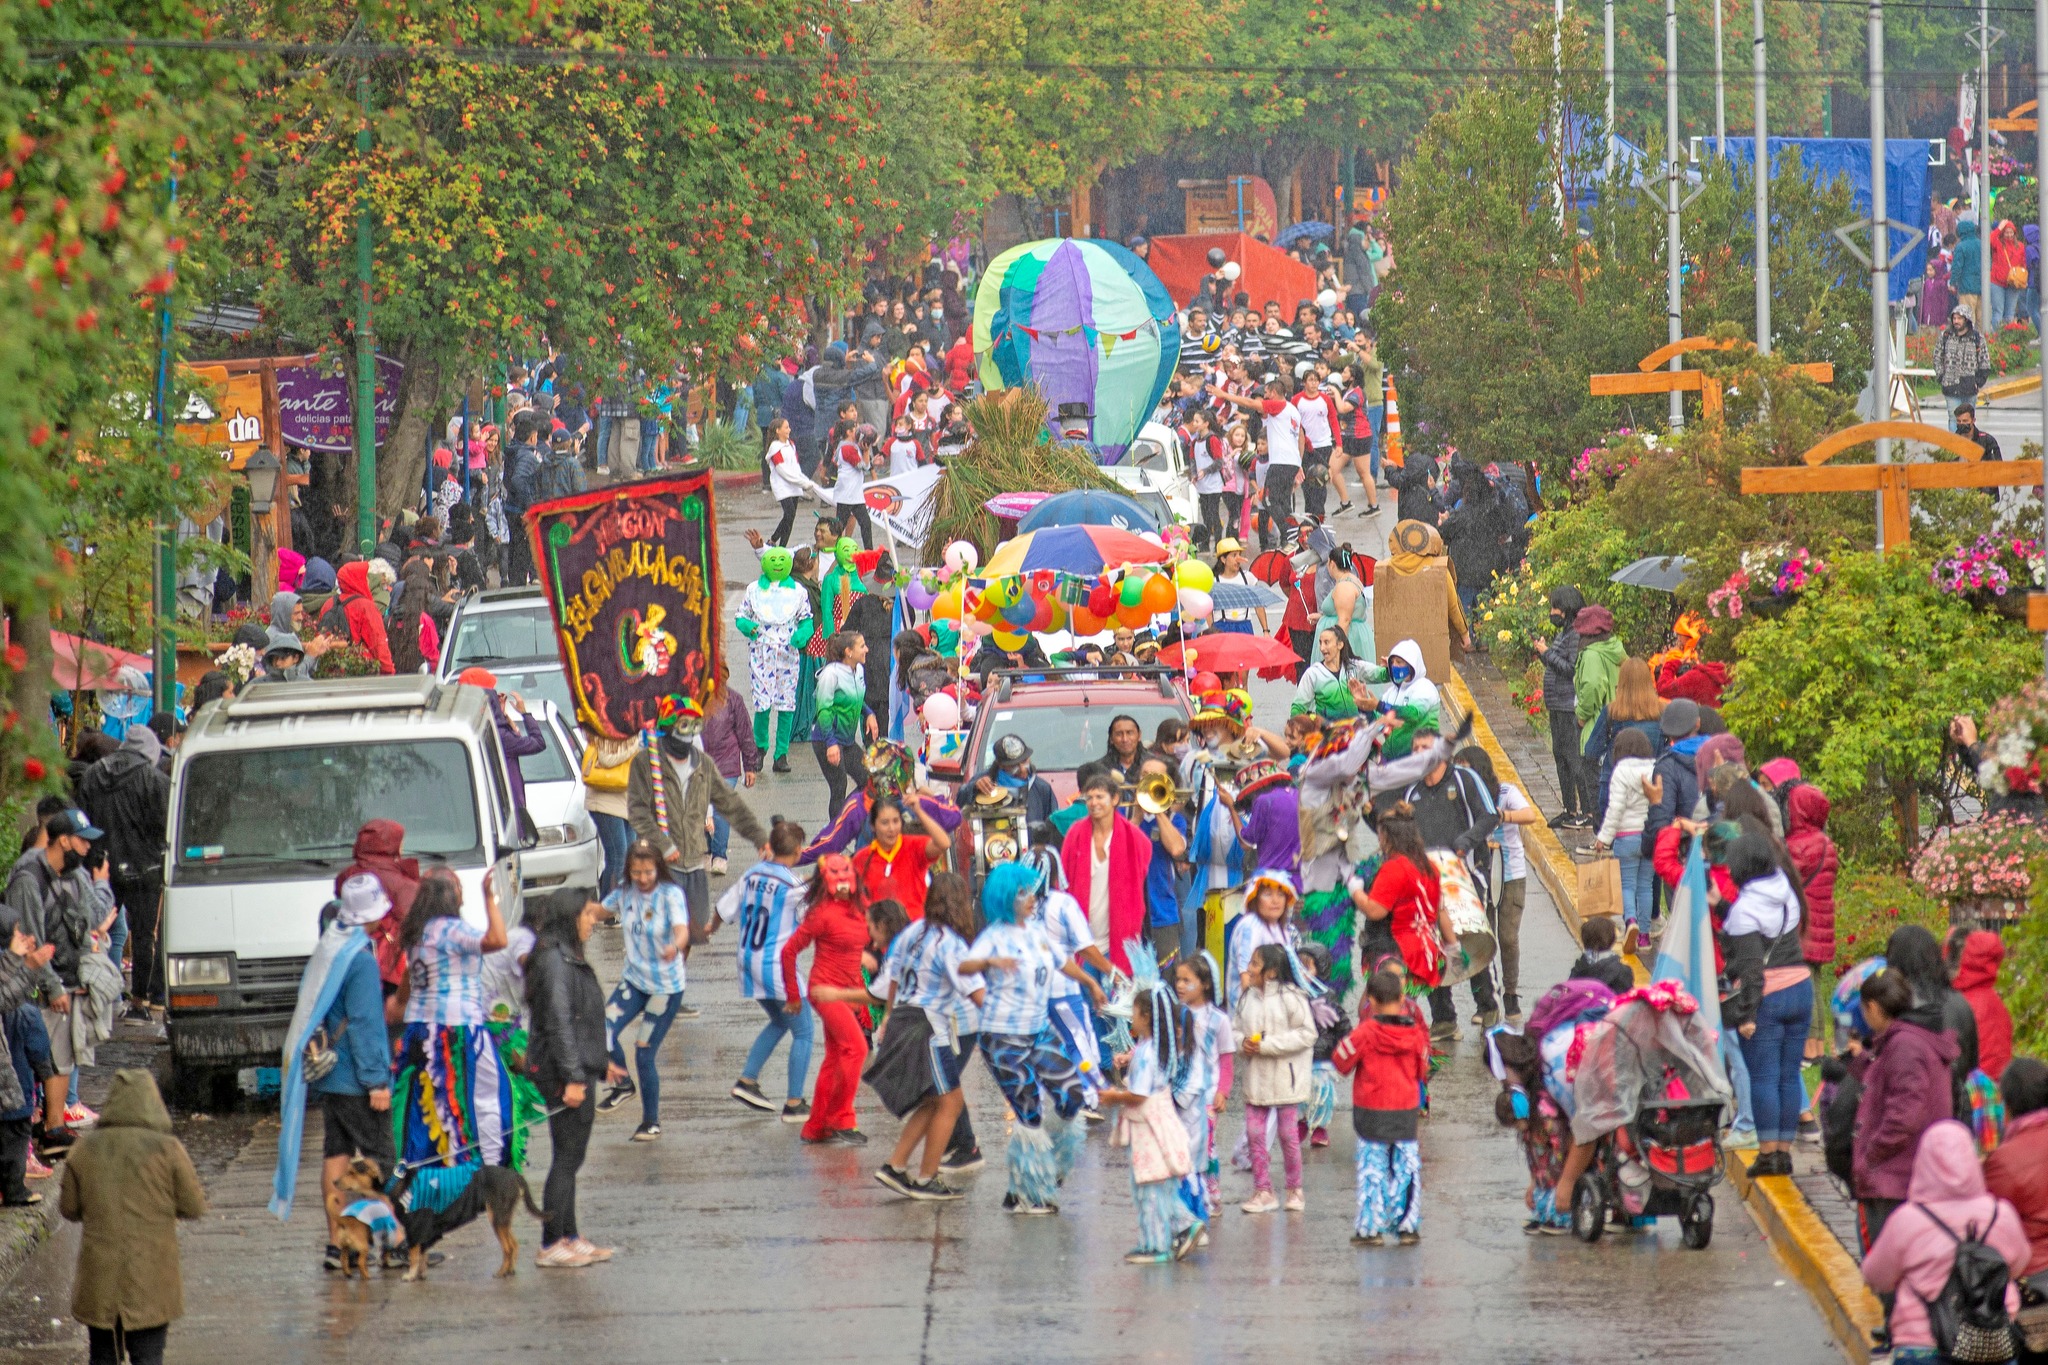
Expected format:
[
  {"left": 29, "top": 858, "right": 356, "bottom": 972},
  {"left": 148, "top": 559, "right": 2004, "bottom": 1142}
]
[{"left": 1131, "top": 768, "right": 1192, "bottom": 816}]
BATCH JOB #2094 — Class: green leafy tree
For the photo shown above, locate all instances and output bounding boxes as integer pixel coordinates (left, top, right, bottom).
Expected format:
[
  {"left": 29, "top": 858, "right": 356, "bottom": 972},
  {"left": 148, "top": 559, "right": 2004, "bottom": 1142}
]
[
  {"left": 0, "top": 0, "right": 257, "bottom": 800},
  {"left": 1721, "top": 550, "right": 2042, "bottom": 856}
]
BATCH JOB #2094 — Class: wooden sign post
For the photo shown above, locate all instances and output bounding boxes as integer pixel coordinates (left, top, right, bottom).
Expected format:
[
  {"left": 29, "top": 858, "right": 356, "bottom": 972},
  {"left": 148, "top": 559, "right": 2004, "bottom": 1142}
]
[
  {"left": 1590, "top": 336, "right": 1834, "bottom": 422},
  {"left": 1740, "top": 420, "right": 2047, "bottom": 551}
]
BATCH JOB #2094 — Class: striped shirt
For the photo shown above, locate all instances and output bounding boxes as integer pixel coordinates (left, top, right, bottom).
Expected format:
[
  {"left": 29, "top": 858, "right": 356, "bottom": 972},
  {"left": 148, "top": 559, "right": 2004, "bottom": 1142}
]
[
  {"left": 875, "top": 921, "right": 983, "bottom": 1034},
  {"left": 605, "top": 880, "right": 690, "bottom": 995},
  {"left": 1037, "top": 889, "right": 1091, "bottom": 1001},
  {"left": 1178, "top": 1002, "right": 1231, "bottom": 1107},
  {"left": 968, "top": 921, "right": 1061, "bottom": 1038},
  {"left": 720, "top": 862, "right": 807, "bottom": 1001},
  {"left": 403, "top": 917, "right": 488, "bottom": 1026}
]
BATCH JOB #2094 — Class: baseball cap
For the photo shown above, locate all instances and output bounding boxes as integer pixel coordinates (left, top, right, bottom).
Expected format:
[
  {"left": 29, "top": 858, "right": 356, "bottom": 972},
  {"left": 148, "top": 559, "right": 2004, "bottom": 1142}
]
[
  {"left": 1659, "top": 697, "right": 1702, "bottom": 738},
  {"left": 48, "top": 808, "right": 104, "bottom": 841},
  {"left": 993, "top": 735, "right": 1033, "bottom": 768},
  {"left": 1215, "top": 537, "right": 1243, "bottom": 555},
  {"left": 457, "top": 667, "right": 499, "bottom": 689}
]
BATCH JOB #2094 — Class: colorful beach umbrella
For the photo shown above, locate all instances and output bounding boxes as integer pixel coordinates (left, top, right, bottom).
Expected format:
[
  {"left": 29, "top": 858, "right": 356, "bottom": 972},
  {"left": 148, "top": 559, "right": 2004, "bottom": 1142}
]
[
  {"left": 984, "top": 490, "right": 1051, "bottom": 521},
  {"left": 982, "top": 525, "right": 1169, "bottom": 578},
  {"left": 972, "top": 238, "right": 1181, "bottom": 459}
]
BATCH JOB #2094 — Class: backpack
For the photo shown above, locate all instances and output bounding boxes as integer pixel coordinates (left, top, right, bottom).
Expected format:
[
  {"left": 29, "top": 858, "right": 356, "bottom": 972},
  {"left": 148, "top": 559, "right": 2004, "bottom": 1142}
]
[
  {"left": 537, "top": 452, "right": 583, "bottom": 503},
  {"left": 1914, "top": 1203, "right": 2018, "bottom": 1363}
]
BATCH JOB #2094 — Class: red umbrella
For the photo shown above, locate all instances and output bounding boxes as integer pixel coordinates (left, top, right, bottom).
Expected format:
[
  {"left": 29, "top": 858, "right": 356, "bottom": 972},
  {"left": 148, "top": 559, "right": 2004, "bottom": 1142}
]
[{"left": 1156, "top": 631, "right": 1302, "bottom": 674}]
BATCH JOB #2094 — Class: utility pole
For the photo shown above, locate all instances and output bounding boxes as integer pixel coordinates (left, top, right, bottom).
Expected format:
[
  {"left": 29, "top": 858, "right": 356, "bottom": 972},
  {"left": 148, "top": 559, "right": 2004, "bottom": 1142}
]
[
  {"left": 1553, "top": 0, "right": 1567, "bottom": 228},
  {"left": 1820, "top": 5, "right": 1832, "bottom": 136},
  {"left": 1869, "top": 0, "right": 1891, "bottom": 507},
  {"left": 1754, "top": 0, "right": 1770, "bottom": 354},
  {"left": 353, "top": 62, "right": 377, "bottom": 555},
  {"left": 152, "top": 177, "right": 179, "bottom": 716},
  {"left": 1972, "top": 0, "right": 1998, "bottom": 334},
  {"left": 1713, "top": 0, "right": 1728, "bottom": 155},
  {"left": 1604, "top": 0, "right": 1616, "bottom": 181},
  {"left": 1666, "top": 0, "right": 1686, "bottom": 428}
]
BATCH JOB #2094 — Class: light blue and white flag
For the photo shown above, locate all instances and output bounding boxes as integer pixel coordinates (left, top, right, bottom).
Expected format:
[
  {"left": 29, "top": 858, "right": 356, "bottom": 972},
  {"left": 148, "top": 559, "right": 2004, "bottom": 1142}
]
[{"left": 1649, "top": 835, "right": 1721, "bottom": 1041}]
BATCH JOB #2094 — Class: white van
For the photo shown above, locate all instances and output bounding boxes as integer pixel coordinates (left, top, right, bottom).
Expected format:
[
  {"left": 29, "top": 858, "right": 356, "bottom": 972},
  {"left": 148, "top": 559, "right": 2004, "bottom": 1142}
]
[{"left": 162, "top": 675, "right": 534, "bottom": 1101}]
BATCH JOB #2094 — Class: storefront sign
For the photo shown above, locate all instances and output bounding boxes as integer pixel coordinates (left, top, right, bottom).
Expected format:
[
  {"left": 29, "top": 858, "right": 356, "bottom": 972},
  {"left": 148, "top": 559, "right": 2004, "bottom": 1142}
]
[{"left": 274, "top": 355, "right": 403, "bottom": 452}]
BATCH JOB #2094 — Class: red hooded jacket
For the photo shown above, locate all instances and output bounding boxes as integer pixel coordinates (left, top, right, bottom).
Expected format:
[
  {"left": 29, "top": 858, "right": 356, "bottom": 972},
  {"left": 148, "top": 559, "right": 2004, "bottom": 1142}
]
[
  {"left": 1951, "top": 929, "right": 2014, "bottom": 1081},
  {"left": 335, "top": 561, "right": 395, "bottom": 675},
  {"left": 1784, "top": 785, "right": 1838, "bottom": 964},
  {"left": 336, "top": 818, "right": 419, "bottom": 986},
  {"left": 1331, "top": 1010, "right": 1432, "bottom": 1114}
]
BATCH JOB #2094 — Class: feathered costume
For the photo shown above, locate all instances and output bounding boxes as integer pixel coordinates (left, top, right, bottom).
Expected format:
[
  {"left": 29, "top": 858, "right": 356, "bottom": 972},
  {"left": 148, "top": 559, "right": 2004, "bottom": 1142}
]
[
  {"left": 1294, "top": 715, "right": 1386, "bottom": 1000},
  {"left": 1116, "top": 937, "right": 1203, "bottom": 1256}
]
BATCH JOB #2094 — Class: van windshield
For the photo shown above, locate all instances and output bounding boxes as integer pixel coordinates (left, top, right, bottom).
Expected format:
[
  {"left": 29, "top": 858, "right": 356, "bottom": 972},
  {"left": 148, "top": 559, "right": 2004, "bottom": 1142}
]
[
  {"left": 449, "top": 606, "right": 555, "bottom": 668},
  {"left": 177, "top": 740, "right": 482, "bottom": 870}
]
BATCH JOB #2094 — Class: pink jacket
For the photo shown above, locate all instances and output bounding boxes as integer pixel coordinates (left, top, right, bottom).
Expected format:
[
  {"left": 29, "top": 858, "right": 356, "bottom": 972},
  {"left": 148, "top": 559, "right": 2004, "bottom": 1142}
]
[
  {"left": 1861, "top": 1121, "right": 2031, "bottom": 1351},
  {"left": 1060, "top": 813, "right": 1151, "bottom": 973}
]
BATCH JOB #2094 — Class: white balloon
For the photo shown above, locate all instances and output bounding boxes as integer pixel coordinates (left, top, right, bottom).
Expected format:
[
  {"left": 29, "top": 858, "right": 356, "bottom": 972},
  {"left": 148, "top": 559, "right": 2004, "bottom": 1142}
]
[
  {"left": 1316, "top": 289, "right": 1338, "bottom": 310},
  {"left": 1220, "top": 261, "right": 1242, "bottom": 281},
  {"left": 944, "top": 540, "right": 979, "bottom": 574},
  {"left": 921, "top": 692, "right": 962, "bottom": 731}
]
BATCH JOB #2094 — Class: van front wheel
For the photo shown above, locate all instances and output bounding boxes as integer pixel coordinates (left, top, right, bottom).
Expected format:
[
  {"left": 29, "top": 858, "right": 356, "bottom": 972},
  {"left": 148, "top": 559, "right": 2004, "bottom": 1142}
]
[{"left": 168, "top": 1062, "right": 234, "bottom": 1114}]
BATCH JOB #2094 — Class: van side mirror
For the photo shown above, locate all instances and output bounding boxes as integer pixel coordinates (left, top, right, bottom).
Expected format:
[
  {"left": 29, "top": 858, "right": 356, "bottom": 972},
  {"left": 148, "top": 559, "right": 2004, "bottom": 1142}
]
[{"left": 517, "top": 809, "right": 540, "bottom": 851}]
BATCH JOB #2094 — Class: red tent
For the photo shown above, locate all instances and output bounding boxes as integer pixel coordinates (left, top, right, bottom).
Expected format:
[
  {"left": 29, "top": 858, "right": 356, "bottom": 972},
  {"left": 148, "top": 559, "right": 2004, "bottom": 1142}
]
[
  {"left": 49, "top": 632, "right": 152, "bottom": 691},
  {"left": 1145, "top": 233, "right": 1319, "bottom": 317}
]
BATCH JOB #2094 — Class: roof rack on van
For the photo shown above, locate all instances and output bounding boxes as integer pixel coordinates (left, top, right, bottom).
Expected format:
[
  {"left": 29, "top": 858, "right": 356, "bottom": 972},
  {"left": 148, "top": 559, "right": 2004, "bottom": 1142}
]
[
  {"left": 223, "top": 675, "right": 442, "bottom": 719},
  {"left": 989, "top": 665, "right": 1180, "bottom": 703}
]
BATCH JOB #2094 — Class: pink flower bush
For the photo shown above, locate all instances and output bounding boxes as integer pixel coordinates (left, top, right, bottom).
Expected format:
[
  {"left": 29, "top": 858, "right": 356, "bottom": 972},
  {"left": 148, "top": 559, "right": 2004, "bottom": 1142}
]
[
  {"left": 1910, "top": 815, "right": 2037, "bottom": 900},
  {"left": 1930, "top": 535, "right": 2045, "bottom": 600}
]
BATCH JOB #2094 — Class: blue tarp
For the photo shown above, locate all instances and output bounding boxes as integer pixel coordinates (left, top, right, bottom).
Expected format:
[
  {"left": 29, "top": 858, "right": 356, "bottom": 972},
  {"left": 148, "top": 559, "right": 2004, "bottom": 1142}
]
[{"left": 1722, "top": 138, "right": 1929, "bottom": 302}]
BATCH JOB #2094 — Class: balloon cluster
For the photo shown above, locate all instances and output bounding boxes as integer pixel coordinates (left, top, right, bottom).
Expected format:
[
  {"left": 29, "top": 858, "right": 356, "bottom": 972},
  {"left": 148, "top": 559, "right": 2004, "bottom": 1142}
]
[{"left": 903, "top": 540, "right": 1222, "bottom": 657}]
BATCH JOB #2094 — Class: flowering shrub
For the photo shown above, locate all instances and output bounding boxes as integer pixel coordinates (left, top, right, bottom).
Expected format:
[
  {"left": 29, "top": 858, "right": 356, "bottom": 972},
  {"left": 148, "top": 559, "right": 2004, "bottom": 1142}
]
[
  {"left": 312, "top": 644, "right": 384, "bottom": 679},
  {"left": 1977, "top": 678, "right": 2048, "bottom": 797},
  {"left": 1930, "top": 535, "right": 2046, "bottom": 601},
  {"left": 1509, "top": 664, "right": 1547, "bottom": 735},
  {"left": 1567, "top": 429, "right": 1654, "bottom": 486},
  {"left": 1911, "top": 815, "right": 2038, "bottom": 900},
  {"left": 1706, "top": 545, "right": 1829, "bottom": 617}
]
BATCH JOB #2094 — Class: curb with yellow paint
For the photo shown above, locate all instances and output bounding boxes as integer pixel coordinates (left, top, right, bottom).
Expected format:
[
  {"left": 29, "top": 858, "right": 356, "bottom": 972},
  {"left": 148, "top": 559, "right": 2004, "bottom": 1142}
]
[
  {"left": 1454, "top": 669, "right": 1877, "bottom": 1361},
  {"left": 1727, "top": 1151, "right": 1884, "bottom": 1364}
]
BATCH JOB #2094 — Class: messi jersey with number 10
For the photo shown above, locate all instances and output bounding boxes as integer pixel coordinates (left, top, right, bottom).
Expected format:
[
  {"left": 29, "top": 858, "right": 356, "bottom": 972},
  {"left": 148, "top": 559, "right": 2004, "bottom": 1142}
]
[
  {"left": 727, "top": 862, "right": 807, "bottom": 1001},
  {"left": 968, "top": 921, "right": 1061, "bottom": 1037}
]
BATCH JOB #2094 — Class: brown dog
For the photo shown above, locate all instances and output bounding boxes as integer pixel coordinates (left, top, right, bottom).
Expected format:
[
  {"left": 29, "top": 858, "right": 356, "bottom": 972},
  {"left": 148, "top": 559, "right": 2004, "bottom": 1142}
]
[
  {"left": 325, "top": 1157, "right": 399, "bottom": 1281},
  {"left": 387, "top": 1164, "right": 548, "bottom": 1281}
]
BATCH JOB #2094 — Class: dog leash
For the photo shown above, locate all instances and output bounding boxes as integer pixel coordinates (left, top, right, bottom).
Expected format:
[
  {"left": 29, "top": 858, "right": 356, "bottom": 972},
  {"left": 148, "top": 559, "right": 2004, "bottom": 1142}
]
[{"left": 391, "top": 1104, "right": 568, "bottom": 1181}]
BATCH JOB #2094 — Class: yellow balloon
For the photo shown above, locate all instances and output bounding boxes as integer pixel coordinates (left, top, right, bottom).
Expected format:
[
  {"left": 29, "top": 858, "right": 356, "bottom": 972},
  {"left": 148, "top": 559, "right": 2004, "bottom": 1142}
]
[
  {"left": 1174, "top": 559, "right": 1215, "bottom": 593},
  {"left": 990, "top": 629, "right": 1029, "bottom": 652}
]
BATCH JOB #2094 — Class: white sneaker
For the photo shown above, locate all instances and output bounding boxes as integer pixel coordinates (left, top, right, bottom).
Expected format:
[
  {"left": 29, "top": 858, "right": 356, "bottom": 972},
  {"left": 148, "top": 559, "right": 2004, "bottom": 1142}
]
[
  {"left": 1283, "top": 1190, "right": 1305, "bottom": 1212},
  {"left": 570, "top": 1237, "right": 614, "bottom": 1262},
  {"left": 536, "top": 1241, "right": 593, "bottom": 1268},
  {"left": 1241, "top": 1191, "right": 1280, "bottom": 1214},
  {"left": 709, "top": 856, "right": 729, "bottom": 875}
]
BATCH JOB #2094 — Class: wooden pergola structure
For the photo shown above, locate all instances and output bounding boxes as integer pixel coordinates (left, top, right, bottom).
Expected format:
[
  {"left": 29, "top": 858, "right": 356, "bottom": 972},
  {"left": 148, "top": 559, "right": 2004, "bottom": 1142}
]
[{"left": 1589, "top": 337, "right": 1833, "bottom": 421}]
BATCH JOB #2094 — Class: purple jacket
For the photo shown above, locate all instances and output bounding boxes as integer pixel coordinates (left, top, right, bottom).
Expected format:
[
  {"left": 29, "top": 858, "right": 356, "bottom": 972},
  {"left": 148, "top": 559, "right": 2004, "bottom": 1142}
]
[
  {"left": 1852, "top": 1014, "right": 1959, "bottom": 1201},
  {"left": 493, "top": 699, "right": 547, "bottom": 813},
  {"left": 700, "top": 690, "right": 762, "bottom": 780}
]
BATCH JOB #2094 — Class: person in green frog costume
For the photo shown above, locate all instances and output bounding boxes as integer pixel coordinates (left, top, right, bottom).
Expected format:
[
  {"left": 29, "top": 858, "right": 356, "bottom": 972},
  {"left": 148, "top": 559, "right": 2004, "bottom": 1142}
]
[{"left": 736, "top": 545, "right": 814, "bottom": 768}]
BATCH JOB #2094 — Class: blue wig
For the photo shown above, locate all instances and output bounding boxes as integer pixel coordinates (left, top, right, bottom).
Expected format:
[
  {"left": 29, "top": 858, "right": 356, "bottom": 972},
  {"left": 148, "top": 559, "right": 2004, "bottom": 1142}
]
[{"left": 981, "top": 861, "right": 1042, "bottom": 925}]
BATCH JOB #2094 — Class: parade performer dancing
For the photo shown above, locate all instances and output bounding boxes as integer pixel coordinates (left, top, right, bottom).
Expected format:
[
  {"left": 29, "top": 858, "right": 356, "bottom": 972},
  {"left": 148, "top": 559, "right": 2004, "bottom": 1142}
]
[
  {"left": 1097, "top": 938, "right": 1203, "bottom": 1264},
  {"left": 1293, "top": 711, "right": 1384, "bottom": 1001},
  {"left": 964, "top": 863, "right": 1096, "bottom": 1214},
  {"left": 736, "top": 546, "right": 814, "bottom": 772},
  {"left": 391, "top": 868, "right": 532, "bottom": 1170}
]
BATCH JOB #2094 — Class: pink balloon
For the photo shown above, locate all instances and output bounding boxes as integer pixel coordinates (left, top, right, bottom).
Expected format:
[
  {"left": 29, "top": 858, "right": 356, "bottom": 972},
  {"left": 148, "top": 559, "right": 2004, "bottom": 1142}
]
[
  {"left": 965, "top": 616, "right": 996, "bottom": 636},
  {"left": 1177, "top": 587, "right": 1213, "bottom": 619},
  {"left": 921, "top": 693, "right": 962, "bottom": 731}
]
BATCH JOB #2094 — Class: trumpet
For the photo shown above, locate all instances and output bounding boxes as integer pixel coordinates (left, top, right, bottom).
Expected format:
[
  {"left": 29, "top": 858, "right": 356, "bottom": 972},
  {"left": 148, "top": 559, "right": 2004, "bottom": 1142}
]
[{"left": 1128, "top": 768, "right": 1193, "bottom": 816}]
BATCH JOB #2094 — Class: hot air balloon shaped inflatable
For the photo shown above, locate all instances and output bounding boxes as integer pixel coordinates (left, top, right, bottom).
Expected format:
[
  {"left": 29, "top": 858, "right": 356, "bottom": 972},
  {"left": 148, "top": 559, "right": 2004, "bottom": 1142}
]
[{"left": 972, "top": 238, "right": 1181, "bottom": 461}]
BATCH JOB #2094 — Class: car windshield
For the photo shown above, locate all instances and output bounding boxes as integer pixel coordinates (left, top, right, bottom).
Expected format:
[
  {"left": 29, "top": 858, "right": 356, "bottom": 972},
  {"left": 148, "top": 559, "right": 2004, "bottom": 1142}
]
[
  {"left": 491, "top": 666, "right": 574, "bottom": 716},
  {"left": 519, "top": 716, "right": 577, "bottom": 785},
  {"left": 977, "top": 701, "right": 1186, "bottom": 774},
  {"left": 176, "top": 740, "right": 481, "bottom": 869},
  {"left": 449, "top": 605, "right": 555, "bottom": 668},
  {"left": 1127, "top": 437, "right": 1177, "bottom": 474}
]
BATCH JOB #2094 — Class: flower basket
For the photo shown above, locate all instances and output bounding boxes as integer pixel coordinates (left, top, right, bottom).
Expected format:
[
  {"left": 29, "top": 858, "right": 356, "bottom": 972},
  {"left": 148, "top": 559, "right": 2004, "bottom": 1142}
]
[
  {"left": 1911, "top": 815, "right": 2037, "bottom": 926},
  {"left": 1976, "top": 678, "right": 2048, "bottom": 799},
  {"left": 1971, "top": 590, "right": 2034, "bottom": 622},
  {"left": 1932, "top": 536, "right": 2045, "bottom": 618}
]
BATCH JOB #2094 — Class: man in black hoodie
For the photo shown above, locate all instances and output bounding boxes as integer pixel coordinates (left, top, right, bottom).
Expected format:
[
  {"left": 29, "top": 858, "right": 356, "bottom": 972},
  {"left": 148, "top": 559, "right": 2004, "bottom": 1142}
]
[
  {"left": 501, "top": 412, "right": 545, "bottom": 586},
  {"left": 77, "top": 727, "right": 170, "bottom": 1015},
  {"left": 1532, "top": 586, "right": 1591, "bottom": 827}
]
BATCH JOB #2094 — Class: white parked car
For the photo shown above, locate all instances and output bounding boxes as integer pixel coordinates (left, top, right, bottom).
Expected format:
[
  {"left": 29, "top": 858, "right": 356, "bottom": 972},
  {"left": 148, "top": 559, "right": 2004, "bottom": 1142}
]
[
  {"left": 437, "top": 585, "right": 575, "bottom": 716},
  {"left": 1105, "top": 420, "right": 1197, "bottom": 531},
  {"left": 517, "top": 700, "right": 602, "bottom": 895}
]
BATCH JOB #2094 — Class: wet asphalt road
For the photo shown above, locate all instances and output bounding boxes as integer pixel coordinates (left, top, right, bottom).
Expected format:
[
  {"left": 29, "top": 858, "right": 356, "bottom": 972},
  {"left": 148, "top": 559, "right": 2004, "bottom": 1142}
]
[{"left": 0, "top": 481, "right": 1842, "bottom": 1364}]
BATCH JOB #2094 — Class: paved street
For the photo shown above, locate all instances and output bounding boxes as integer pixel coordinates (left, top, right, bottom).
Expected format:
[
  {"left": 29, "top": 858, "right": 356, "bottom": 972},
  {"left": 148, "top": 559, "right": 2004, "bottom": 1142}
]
[{"left": 0, "top": 483, "right": 1842, "bottom": 1365}]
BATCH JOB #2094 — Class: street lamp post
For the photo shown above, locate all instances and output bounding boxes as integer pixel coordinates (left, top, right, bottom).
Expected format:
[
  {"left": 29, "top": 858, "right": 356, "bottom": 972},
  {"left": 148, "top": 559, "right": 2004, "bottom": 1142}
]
[
  {"left": 1754, "top": 0, "right": 1769, "bottom": 354},
  {"left": 1665, "top": 0, "right": 1686, "bottom": 430},
  {"left": 1869, "top": 0, "right": 1891, "bottom": 494}
]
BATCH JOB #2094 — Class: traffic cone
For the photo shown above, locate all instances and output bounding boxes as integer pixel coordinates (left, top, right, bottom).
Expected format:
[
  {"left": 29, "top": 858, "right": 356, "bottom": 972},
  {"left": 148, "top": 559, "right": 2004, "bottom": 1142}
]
[{"left": 1382, "top": 376, "right": 1404, "bottom": 469}]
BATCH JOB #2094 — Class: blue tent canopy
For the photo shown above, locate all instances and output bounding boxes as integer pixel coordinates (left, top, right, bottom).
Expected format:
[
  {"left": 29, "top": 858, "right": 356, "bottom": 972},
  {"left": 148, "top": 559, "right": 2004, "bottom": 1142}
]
[{"left": 1722, "top": 138, "right": 1930, "bottom": 302}]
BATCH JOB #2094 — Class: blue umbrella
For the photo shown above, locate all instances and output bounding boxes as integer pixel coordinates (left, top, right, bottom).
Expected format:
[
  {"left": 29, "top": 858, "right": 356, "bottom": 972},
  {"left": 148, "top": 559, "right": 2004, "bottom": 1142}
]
[
  {"left": 1274, "top": 221, "right": 1334, "bottom": 248},
  {"left": 1016, "top": 488, "right": 1161, "bottom": 535},
  {"left": 1208, "top": 580, "right": 1284, "bottom": 612}
]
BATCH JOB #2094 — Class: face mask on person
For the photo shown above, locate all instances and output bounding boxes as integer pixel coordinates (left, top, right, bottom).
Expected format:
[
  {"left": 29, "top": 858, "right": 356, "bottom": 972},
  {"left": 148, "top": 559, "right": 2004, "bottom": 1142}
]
[
  {"left": 1550, "top": 610, "right": 1567, "bottom": 628},
  {"left": 1389, "top": 661, "right": 1414, "bottom": 685},
  {"left": 996, "top": 766, "right": 1029, "bottom": 788},
  {"left": 59, "top": 842, "right": 84, "bottom": 875}
]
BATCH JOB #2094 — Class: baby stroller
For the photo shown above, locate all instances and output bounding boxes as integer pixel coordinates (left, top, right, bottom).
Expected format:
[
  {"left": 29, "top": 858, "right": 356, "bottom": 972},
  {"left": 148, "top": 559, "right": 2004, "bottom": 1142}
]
[{"left": 1564, "top": 989, "right": 1731, "bottom": 1250}]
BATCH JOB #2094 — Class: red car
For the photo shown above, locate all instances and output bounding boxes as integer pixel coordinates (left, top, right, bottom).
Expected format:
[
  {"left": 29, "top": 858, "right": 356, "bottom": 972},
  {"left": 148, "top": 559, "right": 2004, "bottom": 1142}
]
[{"left": 929, "top": 665, "right": 1195, "bottom": 804}]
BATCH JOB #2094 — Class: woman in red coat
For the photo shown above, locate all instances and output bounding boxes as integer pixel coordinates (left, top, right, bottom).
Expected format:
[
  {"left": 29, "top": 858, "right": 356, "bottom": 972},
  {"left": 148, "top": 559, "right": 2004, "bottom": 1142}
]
[
  {"left": 1949, "top": 928, "right": 2015, "bottom": 1082},
  {"left": 780, "top": 855, "right": 871, "bottom": 1145},
  {"left": 1784, "top": 784, "right": 1837, "bottom": 1061}
]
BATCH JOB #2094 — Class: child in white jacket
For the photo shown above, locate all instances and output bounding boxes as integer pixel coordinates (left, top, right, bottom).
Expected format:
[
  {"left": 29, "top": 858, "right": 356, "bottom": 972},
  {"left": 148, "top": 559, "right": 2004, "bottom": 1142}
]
[
  {"left": 1232, "top": 944, "right": 1317, "bottom": 1215},
  {"left": 1595, "top": 728, "right": 1663, "bottom": 933}
]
